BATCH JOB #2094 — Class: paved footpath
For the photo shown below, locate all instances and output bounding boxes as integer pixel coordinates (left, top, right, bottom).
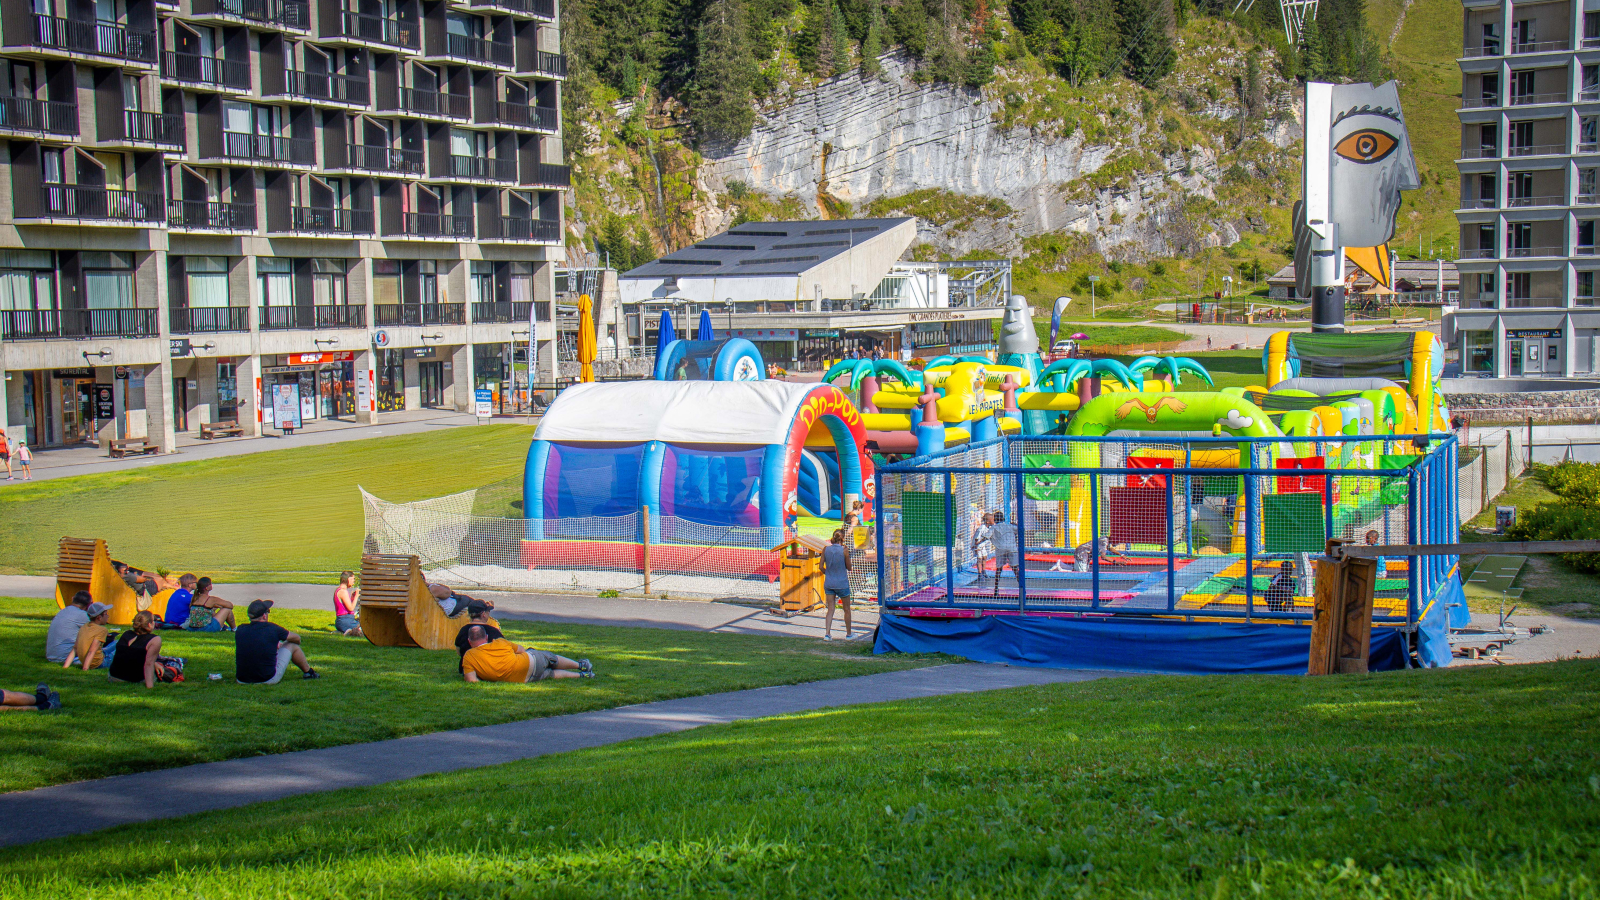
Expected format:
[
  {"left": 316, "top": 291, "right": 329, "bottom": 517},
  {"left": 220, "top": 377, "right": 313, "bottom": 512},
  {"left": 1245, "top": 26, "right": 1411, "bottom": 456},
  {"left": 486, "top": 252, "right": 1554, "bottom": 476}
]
[{"left": 0, "top": 663, "right": 1117, "bottom": 849}]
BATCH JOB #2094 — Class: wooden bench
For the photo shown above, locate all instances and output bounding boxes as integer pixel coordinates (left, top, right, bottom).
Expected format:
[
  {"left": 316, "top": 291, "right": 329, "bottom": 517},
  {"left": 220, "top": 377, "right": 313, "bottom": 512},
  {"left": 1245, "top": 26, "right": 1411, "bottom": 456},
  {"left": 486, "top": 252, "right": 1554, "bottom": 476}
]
[
  {"left": 55, "top": 537, "right": 175, "bottom": 625},
  {"left": 109, "top": 438, "right": 159, "bottom": 458},
  {"left": 358, "top": 553, "right": 497, "bottom": 650},
  {"left": 199, "top": 419, "right": 243, "bottom": 440}
]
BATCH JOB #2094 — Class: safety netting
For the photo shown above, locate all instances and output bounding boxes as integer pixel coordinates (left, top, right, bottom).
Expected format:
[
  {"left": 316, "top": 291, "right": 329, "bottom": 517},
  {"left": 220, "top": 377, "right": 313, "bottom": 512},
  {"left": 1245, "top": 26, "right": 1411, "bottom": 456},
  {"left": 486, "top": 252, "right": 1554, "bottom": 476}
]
[
  {"left": 1290, "top": 333, "right": 1415, "bottom": 379},
  {"left": 874, "top": 433, "right": 1461, "bottom": 624}
]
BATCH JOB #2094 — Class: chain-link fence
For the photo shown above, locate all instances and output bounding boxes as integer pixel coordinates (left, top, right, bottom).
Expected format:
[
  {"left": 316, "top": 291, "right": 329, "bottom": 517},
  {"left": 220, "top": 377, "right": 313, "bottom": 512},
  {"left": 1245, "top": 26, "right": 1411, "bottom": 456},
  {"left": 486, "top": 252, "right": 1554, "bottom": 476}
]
[
  {"left": 875, "top": 434, "right": 1460, "bottom": 624},
  {"left": 1457, "top": 431, "right": 1525, "bottom": 525}
]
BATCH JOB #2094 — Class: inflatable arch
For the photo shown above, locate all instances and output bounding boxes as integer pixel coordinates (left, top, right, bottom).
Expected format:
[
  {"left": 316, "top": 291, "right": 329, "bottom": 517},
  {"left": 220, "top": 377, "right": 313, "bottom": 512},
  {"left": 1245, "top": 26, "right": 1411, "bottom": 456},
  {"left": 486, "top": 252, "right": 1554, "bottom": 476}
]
[{"left": 653, "top": 338, "right": 766, "bottom": 382}]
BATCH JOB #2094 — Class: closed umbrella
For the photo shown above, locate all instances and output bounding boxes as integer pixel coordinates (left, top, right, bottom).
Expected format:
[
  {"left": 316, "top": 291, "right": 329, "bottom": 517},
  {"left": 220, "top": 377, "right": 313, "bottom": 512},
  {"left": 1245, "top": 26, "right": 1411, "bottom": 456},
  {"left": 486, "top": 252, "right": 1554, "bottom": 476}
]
[
  {"left": 577, "top": 293, "right": 596, "bottom": 384},
  {"left": 697, "top": 309, "right": 714, "bottom": 341},
  {"left": 656, "top": 310, "right": 674, "bottom": 360}
]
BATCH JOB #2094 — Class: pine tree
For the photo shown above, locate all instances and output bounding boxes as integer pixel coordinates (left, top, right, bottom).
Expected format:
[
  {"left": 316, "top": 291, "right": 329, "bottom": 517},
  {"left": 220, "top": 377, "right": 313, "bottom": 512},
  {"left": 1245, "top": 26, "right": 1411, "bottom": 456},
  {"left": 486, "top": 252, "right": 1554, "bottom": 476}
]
[
  {"left": 1300, "top": 16, "right": 1325, "bottom": 81},
  {"left": 861, "top": 0, "right": 884, "bottom": 75},
  {"left": 1116, "top": 0, "right": 1174, "bottom": 88},
  {"left": 829, "top": 0, "right": 852, "bottom": 74},
  {"left": 690, "top": 0, "right": 758, "bottom": 144},
  {"left": 814, "top": 0, "right": 838, "bottom": 74}
]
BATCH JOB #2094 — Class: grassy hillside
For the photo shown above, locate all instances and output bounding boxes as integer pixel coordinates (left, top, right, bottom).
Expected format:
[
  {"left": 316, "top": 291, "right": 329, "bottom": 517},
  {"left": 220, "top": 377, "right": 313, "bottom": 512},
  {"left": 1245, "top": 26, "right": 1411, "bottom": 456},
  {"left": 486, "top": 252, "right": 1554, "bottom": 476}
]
[{"left": 1379, "top": 0, "right": 1464, "bottom": 260}]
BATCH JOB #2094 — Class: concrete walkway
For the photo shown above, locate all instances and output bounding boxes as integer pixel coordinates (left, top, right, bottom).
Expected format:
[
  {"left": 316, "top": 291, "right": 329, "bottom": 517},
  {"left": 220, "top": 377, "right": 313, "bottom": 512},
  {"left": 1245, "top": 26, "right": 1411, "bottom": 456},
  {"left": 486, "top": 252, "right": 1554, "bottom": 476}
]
[
  {"left": 5, "top": 410, "right": 536, "bottom": 484},
  {"left": 0, "top": 663, "right": 1118, "bottom": 848}
]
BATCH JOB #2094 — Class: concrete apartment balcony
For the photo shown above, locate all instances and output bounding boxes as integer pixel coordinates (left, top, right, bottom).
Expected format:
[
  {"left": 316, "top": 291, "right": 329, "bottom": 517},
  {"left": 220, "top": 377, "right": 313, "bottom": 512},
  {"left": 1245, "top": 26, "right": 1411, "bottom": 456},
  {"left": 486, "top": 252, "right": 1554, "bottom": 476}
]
[
  {"left": 330, "top": 142, "right": 426, "bottom": 176},
  {"left": 161, "top": 51, "right": 252, "bottom": 93},
  {"left": 488, "top": 101, "right": 556, "bottom": 132},
  {"left": 280, "top": 205, "right": 375, "bottom": 236},
  {"left": 26, "top": 184, "right": 164, "bottom": 225},
  {"left": 461, "top": 0, "right": 553, "bottom": 21},
  {"left": 478, "top": 216, "right": 558, "bottom": 243},
  {"left": 374, "top": 302, "right": 466, "bottom": 326},
  {"left": 102, "top": 109, "right": 183, "bottom": 150},
  {"left": 321, "top": 10, "right": 419, "bottom": 52},
  {"left": 19, "top": 15, "right": 157, "bottom": 66},
  {"left": 470, "top": 300, "right": 533, "bottom": 322},
  {"left": 169, "top": 306, "right": 249, "bottom": 334},
  {"left": 260, "top": 304, "right": 366, "bottom": 330},
  {"left": 0, "top": 95, "right": 76, "bottom": 137},
  {"left": 272, "top": 70, "right": 369, "bottom": 108},
  {"left": 377, "top": 86, "right": 470, "bottom": 122},
  {"left": 386, "top": 211, "right": 473, "bottom": 239},
  {"left": 1, "top": 307, "right": 158, "bottom": 340},
  {"left": 213, "top": 132, "right": 316, "bottom": 168},
  {"left": 168, "top": 198, "right": 256, "bottom": 233},
  {"left": 187, "top": 0, "right": 309, "bottom": 32}
]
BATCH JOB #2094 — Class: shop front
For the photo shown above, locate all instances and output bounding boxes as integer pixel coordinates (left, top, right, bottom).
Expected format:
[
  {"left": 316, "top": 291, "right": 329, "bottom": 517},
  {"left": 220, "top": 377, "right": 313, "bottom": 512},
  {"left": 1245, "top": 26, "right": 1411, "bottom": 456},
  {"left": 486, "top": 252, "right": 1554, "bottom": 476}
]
[
  {"left": 1505, "top": 329, "right": 1563, "bottom": 376},
  {"left": 261, "top": 352, "right": 356, "bottom": 425}
]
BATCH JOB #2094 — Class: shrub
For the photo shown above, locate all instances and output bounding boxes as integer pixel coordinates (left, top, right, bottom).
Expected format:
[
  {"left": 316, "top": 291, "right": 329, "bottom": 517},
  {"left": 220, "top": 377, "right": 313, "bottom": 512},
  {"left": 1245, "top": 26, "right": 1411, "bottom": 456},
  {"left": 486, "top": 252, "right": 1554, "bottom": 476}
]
[
  {"left": 1506, "top": 503, "right": 1600, "bottom": 573},
  {"left": 1543, "top": 461, "right": 1600, "bottom": 508}
]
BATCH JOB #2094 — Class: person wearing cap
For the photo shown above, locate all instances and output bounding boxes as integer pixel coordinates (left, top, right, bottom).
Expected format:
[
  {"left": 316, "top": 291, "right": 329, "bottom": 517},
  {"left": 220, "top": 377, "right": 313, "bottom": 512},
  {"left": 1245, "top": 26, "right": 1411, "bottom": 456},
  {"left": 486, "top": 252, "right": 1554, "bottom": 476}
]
[
  {"left": 453, "top": 599, "right": 502, "bottom": 673},
  {"left": 460, "top": 626, "right": 592, "bottom": 684},
  {"left": 62, "top": 602, "right": 117, "bottom": 670},
  {"left": 428, "top": 583, "right": 488, "bottom": 618},
  {"left": 235, "top": 600, "right": 319, "bottom": 684},
  {"left": 45, "top": 591, "right": 93, "bottom": 663}
]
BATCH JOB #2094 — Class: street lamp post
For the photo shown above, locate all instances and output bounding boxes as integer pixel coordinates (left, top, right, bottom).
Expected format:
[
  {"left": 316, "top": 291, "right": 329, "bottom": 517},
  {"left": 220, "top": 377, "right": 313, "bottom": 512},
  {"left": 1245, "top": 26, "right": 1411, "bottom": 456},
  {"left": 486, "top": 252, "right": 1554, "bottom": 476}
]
[
  {"left": 1088, "top": 275, "right": 1100, "bottom": 319},
  {"left": 725, "top": 297, "right": 734, "bottom": 335}
]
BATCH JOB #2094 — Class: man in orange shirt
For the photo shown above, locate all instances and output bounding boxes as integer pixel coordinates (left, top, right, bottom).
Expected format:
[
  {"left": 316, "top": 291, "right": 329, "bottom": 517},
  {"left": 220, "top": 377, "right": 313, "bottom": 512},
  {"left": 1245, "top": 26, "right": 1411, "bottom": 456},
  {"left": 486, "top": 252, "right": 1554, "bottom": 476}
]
[{"left": 459, "top": 626, "right": 593, "bottom": 683}]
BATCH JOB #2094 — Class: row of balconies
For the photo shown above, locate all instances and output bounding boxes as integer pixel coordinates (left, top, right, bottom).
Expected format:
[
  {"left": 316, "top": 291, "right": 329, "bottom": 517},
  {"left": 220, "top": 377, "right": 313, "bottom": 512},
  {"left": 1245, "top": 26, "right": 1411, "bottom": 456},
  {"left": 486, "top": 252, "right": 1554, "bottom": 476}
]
[
  {"left": 1461, "top": 87, "right": 1600, "bottom": 108},
  {"left": 202, "top": 137, "right": 569, "bottom": 185},
  {"left": 1462, "top": 37, "right": 1600, "bottom": 58},
  {"left": 1, "top": 298, "right": 545, "bottom": 341}
]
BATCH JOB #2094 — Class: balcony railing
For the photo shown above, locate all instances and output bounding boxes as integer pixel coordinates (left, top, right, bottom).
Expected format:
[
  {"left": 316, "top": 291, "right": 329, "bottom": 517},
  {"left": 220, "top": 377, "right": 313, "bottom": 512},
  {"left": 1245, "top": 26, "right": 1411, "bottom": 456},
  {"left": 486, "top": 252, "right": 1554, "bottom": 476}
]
[
  {"left": 375, "top": 302, "right": 466, "bottom": 326},
  {"left": 1581, "top": 87, "right": 1600, "bottom": 102},
  {"left": 1506, "top": 143, "right": 1565, "bottom": 157},
  {"left": 169, "top": 198, "right": 255, "bottom": 230},
  {"left": 1575, "top": 244, "right": 1600, "bottom": 256},
  {"left": 282, "top": 70, "right": 369, "bottom": 104},
  {"left": 1460, "top": 146, "right": 1501, "bottom": 159},
  {"left": 220, "top": 131, "right": 315, "bottom": 164},
  {"left": 528, "top": 162, "right": 571, "bottom": 187},
  {"left": 1505, "top": 194, "right": 1563, "bottom": 207},
  {"left": 170, "top": 306, "right": 248, "bottom": 333},
  {"left": 1504, "top": 245, "right": 1563, "bottom": 257},
  {"left": 162, "top": 51, "right": 251, "bottom": 89},
  {"left": 211, "top": 0, "right": 308, "bottom": 28},
  {"left": 261, "top": 305, "right": 366, "bottom": 329},
  {"left": 31, "top": 15, "right": 156, "bottom": 62},
  {"left": 1512, "top": 40, "right": 1570, "bottom": 54},
  {"left": 1460, "top": 247, "right": 1500, "bottom": 259},
  {"left": 1504, "top": 296, "right": 1566, "bottom": 307},
  {"left": 445, "top": 154, "right": 517, "bottom": 181},
  {"left": 471, "top": 300, "right": 533, "bottom": 322},
  {"left": 1, "top": 308, "right": 158, "bottom": 340},
  {"left": 1582, "top": 142, "right": 1600, "bottom": 153},
  {"left": 1461, "top": 94, "right": 1501, "bottom": 108},
  {"left": 494, "top": 102, "right": 557, "bottom": 131},
  {"left": 37, "top": 184, "right": 162, "bottom": 222},
  {"left": 0, "top": 96, "right": 77, "bottom": 135},
  {"left": 444, "top": 32, "right": 513, "bottom": 66},
  {"left": 1509, "top": 90, "right": 1568, "bottom": 106},
  {"left": 288, "top": 205, "right": 374, "bottom": 234},
  {"left": 1579, "top": 192, "right": 1600, "bottom": 205},
  {"left": 122, "top": 110, "right": 183, "bottom": 146},
  {"left": 343, "top": 142, "right": 426, "bottom": 174},
  {"left": 392, "top": 86, "right": 470, "bottom": 118},
  {"left": 1462, "top": 196, "right": 1498, "bottom": 209},
  {"left": 470, "top": 0, "right": 553, "bottom": 15},
  {"left": 532, "top": 50, "right": 566, "bottom": 77},
  {"left": 394, "top": 212, "right": 473, "bottom": 237},
  {"left": 486, "top": 217, "right": 559, "bottom": 241},
  {"left": 335, "top": 10, "right": 418, "bottom": 49}
]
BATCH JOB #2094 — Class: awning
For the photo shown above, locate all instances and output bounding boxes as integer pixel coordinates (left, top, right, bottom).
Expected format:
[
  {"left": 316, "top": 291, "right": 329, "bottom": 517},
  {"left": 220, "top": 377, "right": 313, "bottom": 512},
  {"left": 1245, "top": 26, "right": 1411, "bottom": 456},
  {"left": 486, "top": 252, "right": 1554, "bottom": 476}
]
[
  {"left": 1451, "top": 313, "right": 1497, "bottom": 331},
  {"left": 1500, "top": 312, "right": 1567, "bottom": 329}
]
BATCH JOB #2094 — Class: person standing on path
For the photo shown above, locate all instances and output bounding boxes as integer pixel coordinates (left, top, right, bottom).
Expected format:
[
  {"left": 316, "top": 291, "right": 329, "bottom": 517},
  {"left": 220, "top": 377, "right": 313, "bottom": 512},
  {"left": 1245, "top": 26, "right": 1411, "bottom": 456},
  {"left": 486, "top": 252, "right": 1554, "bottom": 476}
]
[
  {"left": 821, "top": 530, "right": 853, "bottom": 641},
  {"left": 14, "top": 441, "right": 30, "bottom": 480},
  {"left": 0, "top": 429, "right": 11, "bottom": 480}
]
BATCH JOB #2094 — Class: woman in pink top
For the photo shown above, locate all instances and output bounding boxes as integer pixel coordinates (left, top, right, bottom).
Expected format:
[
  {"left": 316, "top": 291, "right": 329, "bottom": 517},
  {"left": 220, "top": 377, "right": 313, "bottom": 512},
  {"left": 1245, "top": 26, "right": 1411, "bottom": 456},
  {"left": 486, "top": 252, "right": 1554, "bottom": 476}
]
[{"left": 333, "top": 570, "right": 362, "bottom": 637}]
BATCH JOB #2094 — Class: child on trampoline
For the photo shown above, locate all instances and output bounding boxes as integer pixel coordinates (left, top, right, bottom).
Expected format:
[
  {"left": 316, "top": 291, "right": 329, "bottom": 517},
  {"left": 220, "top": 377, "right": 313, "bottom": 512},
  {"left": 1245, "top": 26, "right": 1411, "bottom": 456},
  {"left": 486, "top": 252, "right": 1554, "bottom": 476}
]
[
  {"left": 1056, "top": 536, "right": 1127, "bottom": 573},
  {"left": 987, "top": 512, "right": 1019, "bottom": 596}
]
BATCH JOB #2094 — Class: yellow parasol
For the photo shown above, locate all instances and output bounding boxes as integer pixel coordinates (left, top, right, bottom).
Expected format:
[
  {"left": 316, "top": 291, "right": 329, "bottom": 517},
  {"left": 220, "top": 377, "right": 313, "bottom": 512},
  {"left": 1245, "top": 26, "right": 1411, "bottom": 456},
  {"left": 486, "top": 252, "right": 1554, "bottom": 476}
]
[{"left": 577, "top": 292, "right": 596, "bottom": 383}]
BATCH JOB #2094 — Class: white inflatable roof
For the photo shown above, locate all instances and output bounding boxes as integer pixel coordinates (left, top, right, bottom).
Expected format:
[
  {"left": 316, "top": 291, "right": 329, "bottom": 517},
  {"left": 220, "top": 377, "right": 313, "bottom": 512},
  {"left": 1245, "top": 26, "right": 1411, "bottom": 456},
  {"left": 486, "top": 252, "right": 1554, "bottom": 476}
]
[{"left": 533, "top": 380, "right": 824, "bottom": 446}]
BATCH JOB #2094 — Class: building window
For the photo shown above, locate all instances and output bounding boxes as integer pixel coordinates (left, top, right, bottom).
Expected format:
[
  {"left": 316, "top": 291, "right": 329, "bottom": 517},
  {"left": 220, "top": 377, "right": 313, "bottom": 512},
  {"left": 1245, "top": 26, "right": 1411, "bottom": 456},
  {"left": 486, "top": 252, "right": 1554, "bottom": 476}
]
[
  {"left": 186, "top": 256, "right": 230, "bottom": 308},
  {"left": 258, "top": 257, "right": 293, "bottom": 306},
  {"left": 1578, "top": 271, "right": 1595, "bottom": 303},
  {"left": 373, "top": 259, "right": 400, "bottom": 307},
  {"left": 311, "top": 258, "right": 347, "bottom": 306},
  {"left": 1462, "top": 330, "right": 1495, "bottom": 372},
  {"left": 471, "top": 261, "right": 494, "bottom": 307},
  {"left": 217, "top": 360, "right": 238, "bottom": 419},
  {"left": 0, "top": 250, "right": 55, "bottom": 312},
  {"left": 377, "top": 348, "right": 405, "bottom": 411},
  {"left": 82, "top": 251, "right": 133, "bottom": 309}
]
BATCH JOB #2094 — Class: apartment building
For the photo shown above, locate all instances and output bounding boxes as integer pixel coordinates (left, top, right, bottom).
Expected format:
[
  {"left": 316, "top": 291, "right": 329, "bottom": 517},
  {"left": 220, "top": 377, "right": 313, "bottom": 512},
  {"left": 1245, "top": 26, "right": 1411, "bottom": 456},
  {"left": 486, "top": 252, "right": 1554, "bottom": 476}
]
[
  {"left": 1455, "top": 0, "right": 1600, "bottom": 377},
  {"left": 0, "top": 0, "right": 567, "bottom": 451}
]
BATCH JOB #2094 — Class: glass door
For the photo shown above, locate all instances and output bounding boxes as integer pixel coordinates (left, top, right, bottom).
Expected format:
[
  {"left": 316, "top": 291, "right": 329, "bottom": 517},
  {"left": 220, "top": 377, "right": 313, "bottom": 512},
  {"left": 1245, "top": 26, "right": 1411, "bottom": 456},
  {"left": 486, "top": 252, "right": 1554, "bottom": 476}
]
[
  {"left": 1507, "top": 339, "right": 1525, "bottom": 375},
  {"left": 419, "top": 360, "right": 444, "bottom": 408},
  {"left": 61, "top": 379, "right": 95, "bottom": 444},
  {"left": 1546, "top": 341, "right": 1561, "bottom": 374},
  {"left": 172, "top": 377, "right": 189, "bottom": 432}
]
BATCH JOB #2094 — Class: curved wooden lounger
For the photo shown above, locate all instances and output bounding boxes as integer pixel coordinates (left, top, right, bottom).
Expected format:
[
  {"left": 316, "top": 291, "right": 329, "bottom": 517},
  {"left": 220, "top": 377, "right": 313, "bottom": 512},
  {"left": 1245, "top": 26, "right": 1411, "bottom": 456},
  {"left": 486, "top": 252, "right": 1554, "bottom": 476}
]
[
  {"left": 55, "top": 537, "right": 174, "bottom": 626},
  {"left": 358, "top": 554, "right": 498, "bottom": 650}
]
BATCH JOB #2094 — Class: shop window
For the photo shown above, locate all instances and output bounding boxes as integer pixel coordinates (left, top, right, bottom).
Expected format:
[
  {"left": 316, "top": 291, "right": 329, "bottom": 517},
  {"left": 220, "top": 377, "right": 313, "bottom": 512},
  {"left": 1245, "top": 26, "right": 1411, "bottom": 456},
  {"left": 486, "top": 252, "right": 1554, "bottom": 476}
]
[
  {"left": 217, "top": 361, "right": 238, "bottom": 419},
  {"left": 377, "top": 348, "right": 406, "bottom": 411},
  {"left": 1462, "top": 330, "right": 1495, "bottom": 372},
  {"left": 82, "top": 251, "right": 133, "bottom": 309}
]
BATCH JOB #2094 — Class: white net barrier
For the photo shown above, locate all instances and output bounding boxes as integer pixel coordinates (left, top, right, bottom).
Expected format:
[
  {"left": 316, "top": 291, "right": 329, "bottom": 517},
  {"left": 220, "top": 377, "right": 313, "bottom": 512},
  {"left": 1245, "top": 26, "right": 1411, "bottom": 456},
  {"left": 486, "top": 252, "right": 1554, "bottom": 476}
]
[{"left": 359, "top": 486, "right": 478, "bottom": 567}]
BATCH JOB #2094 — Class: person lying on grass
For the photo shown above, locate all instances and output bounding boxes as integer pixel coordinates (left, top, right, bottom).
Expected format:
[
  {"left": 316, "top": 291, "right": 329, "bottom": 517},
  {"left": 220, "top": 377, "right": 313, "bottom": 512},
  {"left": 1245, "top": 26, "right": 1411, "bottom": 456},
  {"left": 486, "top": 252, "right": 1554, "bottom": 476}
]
[
  {"left": 454, "top": 599, "right": 502, "bottom": 673},
  {"left": 112, "top": 561, "right": 176, "bottom": 598},
  {"left": 0, "top": 684, "right": 60, "bottom": 711},
  {"left": 460, "top": 626, "right": 592, "bottom": 684},
  {"left": 236, "top": 600, "right": 319, "bottom": 684},
  {"left": 185, "top": 577, "right": 236, "bottom": 631},
  {"left": 429, "top": 583, "right": 491, "bottom": 618},
  {"left": 63, "top": 602, "right": 117, "bottom": 671}
]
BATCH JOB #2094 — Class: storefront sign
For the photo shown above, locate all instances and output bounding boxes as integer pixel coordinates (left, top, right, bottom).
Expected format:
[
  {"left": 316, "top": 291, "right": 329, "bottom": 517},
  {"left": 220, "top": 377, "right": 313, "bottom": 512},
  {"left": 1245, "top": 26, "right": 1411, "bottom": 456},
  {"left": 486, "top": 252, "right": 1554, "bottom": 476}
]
[
  {"left": 358, "top": 370, "right": 373, "bottom": 412},
  {"left": 272, "top": 383, "right": 303, "bottom": 431},
  {"left": 286, "top": 351, "right": 354, "bottom": 365},
  {"left": 409, "top": 347, "right": 434, "bottom": 359},
  {"left": 170, "top": 338, "right": 192, "bottom": 358},
  {"left": 1507, "top": 329, "right": 1562, "bottom": 339},
  {"left": 474, "top": 388, "right": 493, "bottom": 420},
  {"left": 53, "top": 367, "right": 93, "bottom": 379},
  {"left": 262, "top": 365, "right": 316, "bottom": 375},
  {"left": 93, "top": 384, "right": 115, "bottom": 420},
  {"left": 113, "top": 366, "right": 129, "bottom": 380},
  {"left": 910, "top": 311, "right": 966, "bottom": 321},
  {"left": 728, "top": 329, "right": 800, "bottom": 341},
  {"left": 806, "top": 330, "right": 840, "bottom": 338}
]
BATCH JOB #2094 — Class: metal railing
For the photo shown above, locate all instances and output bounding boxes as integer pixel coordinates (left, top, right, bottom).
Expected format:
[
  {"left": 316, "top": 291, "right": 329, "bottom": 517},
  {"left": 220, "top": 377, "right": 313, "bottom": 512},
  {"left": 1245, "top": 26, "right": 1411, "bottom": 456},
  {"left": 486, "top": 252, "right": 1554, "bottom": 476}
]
[
  {"left": 220, "top": 131, "right": 315, "bottom": 164},
  {"left": 1505, "top": 194, "right": 1563, "bottom": 207},
  {"left": 392, "top": 86, "right": 470, "bottom": 118},
  {"left": 469, "top": 0, "right": 553, "bottom": 17},
  {"left": 393, "top": 212, "right": 473, "bottom": 238},
  {"left": 168, "top": 198, "right": 255, "bottom": 230},
  {"left": 261, "top": 305, "right": 365, "bottom": 329},
  {"left": 532, "top": 50, "right": 566, "bottom": 77},
  {"left": 487, "top": 216, "right": 559, "bottom": 241},
  {"left": 444, "top": 32, "right": 513, "bottom": 66},
  {"left": 123, "top": 109, "right": 183, "bottom": 145},
  {"left": 162, "top": 51, "right": 251, "bottom": 89},
  {"left": 1513, "top": 39, "right": 1570, "bottom": 53},
  {"left": 212, "top": 0, "right": 308, "bottom": 27},
  {"left": 343, "top": 142, "right": 426, "bottom": 174},
  {"left": 1461, "top": 94, "right": 1501, "bottom": 108},
  {"left": 335, "top": 10, "right": 417, "bottom": 48},
  {"left": 375, "top": 302, "right": 466, "bottom": 325},
  {"left": 1460, "top": 247, "right": 1499, "bottom": 259},
  {"left": 1504, "top": 245, "right": 1563, "bottom": 257},
  {"left": 528, "top": 162, "right": 570, "bottom": 186},
  {"left": 1, "top": 307, "right": 158, "bottom": 340},
  {"left": 32, "top": 15, "right": 156, "bottom": 62},
  {"left": 0, "top": 96, "right": 77, "bottom": 135},
  {"left": 170, "top": 306, "right": 248, "bottom": 333},
  {"left": 494, "top": 102, "right": 557, "bottom": 131},
  {"left": 1507, "top": 143, "right": 1566, "bottom": 157},
  {"left": 282, "top": 70, "right": 368, "bottom": 104},
  {"left": 471, "top": 300, "right": 534, "bottom": 322},
  {"left": 288, "top": 205, "right": 374, "bottom": 234},
  {"left": 1576, "top": 245, "right": 1600, "bottom": 256},
  {"left": 446, "top": 154, "right": 517, "bottom": 180},
  {"left": 1504, "top": 296, "right": 1567, "bottom": 307},
  {"left": 37, "top": 184, "right": 162, "bottom": 222},
  {"left": 1509, "top": 90, "right": 1567, "bottom": 106},
  {"left": 1577, "top": 192, "right": 1600, "bottom": 205}
]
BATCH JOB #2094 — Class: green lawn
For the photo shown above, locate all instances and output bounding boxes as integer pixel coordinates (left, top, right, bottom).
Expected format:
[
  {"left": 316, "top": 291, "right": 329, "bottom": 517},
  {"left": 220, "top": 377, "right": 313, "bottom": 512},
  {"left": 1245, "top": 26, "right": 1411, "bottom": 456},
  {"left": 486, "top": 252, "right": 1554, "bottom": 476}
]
[
  {"left": 5, "top": 660, "right": 1596, "bottom": 897},
  {"left": 0, "top": 426, "right": 536, "bottom": 580},
  {"left": 0, "top": 599, "right": 934, "bottom": 793},
  {"left": 1462, "top": 474, "right": 1600, "bottom": 619}
]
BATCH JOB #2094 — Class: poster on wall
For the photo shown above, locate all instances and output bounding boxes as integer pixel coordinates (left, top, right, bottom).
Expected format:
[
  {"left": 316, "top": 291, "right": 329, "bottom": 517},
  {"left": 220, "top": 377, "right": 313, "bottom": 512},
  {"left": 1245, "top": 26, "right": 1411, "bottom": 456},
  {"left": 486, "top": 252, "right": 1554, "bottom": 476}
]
[
  {"left": 272, "top": 383, "right": 303, "bottom": 432},
  {"left": 358, "top": 370, "right": 374, "bottom": 412}
]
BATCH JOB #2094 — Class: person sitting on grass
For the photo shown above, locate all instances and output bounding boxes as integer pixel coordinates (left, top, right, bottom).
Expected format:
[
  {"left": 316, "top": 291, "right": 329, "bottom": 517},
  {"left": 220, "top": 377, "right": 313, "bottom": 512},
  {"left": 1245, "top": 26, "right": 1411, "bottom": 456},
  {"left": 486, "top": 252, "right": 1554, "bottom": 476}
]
[
  {"left": 821, "top": 529, "right": 853, "bottom": 642},
  {"left": 0, "top": 685, "right": 60, "bottom": 711},
  {"left": 45, "top": 591, "right": 93, "bottom": 663},
  {"left": 113, "top": 561, "right": 176, "bottom": 598},
  {"left": 184, "top": 577, "right": 236, "bottom": 631},
  {"left": 62, "top": 602, "right": 117, "bottom": 671},
  {"left": 332, "top": 570, "right": 362, "bottom": 637},
  {"left": 429, "top": 583, "right": 490, "bottom": 618},
  {"left": 236, "top": 600, "right": 319, "bottom": 684},
  {"left": 453, "top": 599, "right": 502, "bottom": 673},
  {"left": 109, "top": 611, "right": 164, "bottom": 688},
  {"left": 161, "top": 574, "right": 199, "bottom": 629},
  {"left": 460, "top": 626, "right": 591, "bottom": 683}
]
